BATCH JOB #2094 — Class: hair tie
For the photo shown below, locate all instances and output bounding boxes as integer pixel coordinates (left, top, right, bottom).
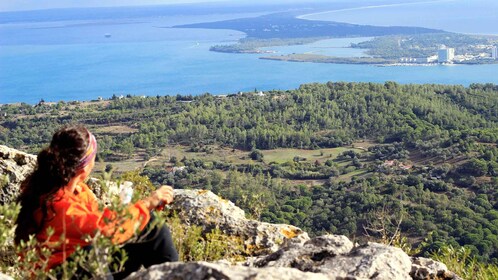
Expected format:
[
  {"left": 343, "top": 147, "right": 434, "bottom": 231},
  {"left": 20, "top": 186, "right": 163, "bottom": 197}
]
[{"left": 75, "top": 131, "right": 97, "bottom": 170}]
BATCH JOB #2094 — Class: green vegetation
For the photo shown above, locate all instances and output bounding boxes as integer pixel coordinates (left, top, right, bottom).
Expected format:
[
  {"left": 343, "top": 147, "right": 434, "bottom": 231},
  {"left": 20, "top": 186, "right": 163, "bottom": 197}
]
[
  {"left": 1, "top": 82, "right": 498, "bottom": 267},
  {"left": 0, "top": 199, "right": 127, "bottom": 279},
  {"left": 260, "top": 53, "right": 395, "bottom": 64},
  {"left": 210, "top": 37, "right": 323, "bottom": 53},
  {"left": 166, "top": 214, "right": 245, "bottom": 262},
  {"left": 431, "top": 245, "right": 498, "bottom": 280},
  {"left": 175, "top": 13, "right": 442, "bottom": 39}
]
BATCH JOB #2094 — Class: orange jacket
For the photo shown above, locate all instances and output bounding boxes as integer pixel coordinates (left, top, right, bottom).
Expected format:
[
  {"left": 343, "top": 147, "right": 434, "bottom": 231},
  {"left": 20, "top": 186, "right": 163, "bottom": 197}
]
[{"left": 34, "top": 182, "right": 150, "bottom": 269}]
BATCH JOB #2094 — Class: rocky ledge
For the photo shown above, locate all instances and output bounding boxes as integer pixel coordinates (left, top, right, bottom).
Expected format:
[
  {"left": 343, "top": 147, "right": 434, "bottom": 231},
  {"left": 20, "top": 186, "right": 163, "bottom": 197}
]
[
  {"left": 126, "top": 189, "right": 461, "bottom": 280},
  {"left": 0, "top": 145, "right": 36, "bottom": 204},
  {"left": 0, "top": 146, "right": 461, "bottom": 280}
]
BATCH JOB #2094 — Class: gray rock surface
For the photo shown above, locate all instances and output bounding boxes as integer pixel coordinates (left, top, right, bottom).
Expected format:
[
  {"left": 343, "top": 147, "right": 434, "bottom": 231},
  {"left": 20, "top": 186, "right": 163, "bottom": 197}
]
[
  {"left": 318, "top": 242, "right": 412, "bottom": 280},
  {"left": 126, "top": 262, "right": 334, "bottom": 280},
  {"left": 125, "top": 238, "right": 463, "bottom": 280},
  {"left": 171, "top": 189, "right": 309, "bottom": 255},
  {"left": 0, "top": 145, "right": 36, "bottom": 204},
  {"left": 252, "top": 235, "right": 411, "bottom": 280},
  {"left": 410, "top": 257, "right": 463, "bottom": 280},
  {"left": 251, "top": 234, "right": 354, "bottom": 268}
]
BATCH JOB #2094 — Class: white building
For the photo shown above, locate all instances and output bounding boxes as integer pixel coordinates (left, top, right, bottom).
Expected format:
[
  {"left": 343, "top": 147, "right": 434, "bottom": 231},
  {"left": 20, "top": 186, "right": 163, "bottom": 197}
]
[
  {"left": 399, "top": 57, "right": 435, "bottom": 63},
  {"left": 492, "top": 46, "right": 498, "bottom": 60},
  {"left": 438, "top": 47, "right": 455, "bottom": 63}
]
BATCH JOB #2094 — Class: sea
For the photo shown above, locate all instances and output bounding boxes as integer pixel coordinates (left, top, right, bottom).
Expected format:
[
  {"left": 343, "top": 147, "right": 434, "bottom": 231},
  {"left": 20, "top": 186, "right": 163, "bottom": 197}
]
[{"left": 0, "top": 0, "right": 497, "bottom": 104}]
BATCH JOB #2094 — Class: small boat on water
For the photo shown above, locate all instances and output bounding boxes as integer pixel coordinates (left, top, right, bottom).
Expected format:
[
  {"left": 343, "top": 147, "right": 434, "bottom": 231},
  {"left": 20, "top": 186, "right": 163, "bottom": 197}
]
[{"left": 104, "top": 33, "right": 111, "bottom": 38}]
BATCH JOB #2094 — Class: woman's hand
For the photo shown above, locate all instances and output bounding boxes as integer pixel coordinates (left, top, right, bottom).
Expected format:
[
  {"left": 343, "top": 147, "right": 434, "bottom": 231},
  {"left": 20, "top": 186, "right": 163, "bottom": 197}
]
[{"left": 144, "top": 185, "right": 174, "bottom": 210}]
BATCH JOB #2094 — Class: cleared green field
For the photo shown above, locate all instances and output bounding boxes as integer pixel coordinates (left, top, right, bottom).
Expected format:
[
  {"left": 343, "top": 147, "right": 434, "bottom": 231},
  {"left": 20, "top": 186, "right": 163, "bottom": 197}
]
[
  {"left": 94, "top": 145, "right": 372, "bottom": 184},
  {"left": 160, "top": 146, "right": 251, "bottom": 164},
  {"left": 262, "top": 147, "right": 365, "bottom": 164},
  {"left": 336, "top": 169, "right": 370, "bottom": 182},
  {"left": 95, "top": 158, "right": 145, "bottom": 173}
]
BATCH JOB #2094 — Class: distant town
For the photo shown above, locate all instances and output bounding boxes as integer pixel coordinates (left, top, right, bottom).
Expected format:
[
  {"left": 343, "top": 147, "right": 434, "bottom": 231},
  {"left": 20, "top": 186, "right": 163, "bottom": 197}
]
[
  {"left": 260, "top": 34, "right": 498, "bottom": 66},
  {"left": 398, "top": 44, "right": 498, "bottom": 65}
]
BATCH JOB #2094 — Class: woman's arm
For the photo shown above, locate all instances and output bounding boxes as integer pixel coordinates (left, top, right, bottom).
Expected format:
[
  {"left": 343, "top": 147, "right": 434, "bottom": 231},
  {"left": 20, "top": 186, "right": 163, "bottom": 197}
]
[
  {"left": 63, "top": 184, "right": 174, "bottom": 244},
  {"left": 140, "top": 185, "right": 174, "bottom": 211}
]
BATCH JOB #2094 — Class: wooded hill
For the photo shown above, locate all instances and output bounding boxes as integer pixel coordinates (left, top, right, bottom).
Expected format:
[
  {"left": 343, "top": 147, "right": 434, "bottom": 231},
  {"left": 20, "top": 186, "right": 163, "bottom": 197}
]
[
  {"left": 1, "top": 81, "right": 497, "bottom": 262},
  {"left": 175, "top": 12, "right": 443, "bottom": 39}
]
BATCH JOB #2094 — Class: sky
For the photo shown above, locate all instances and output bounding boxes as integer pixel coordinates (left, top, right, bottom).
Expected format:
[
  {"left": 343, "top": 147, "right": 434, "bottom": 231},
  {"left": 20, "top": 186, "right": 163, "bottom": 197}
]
[{"left": 0, "top": 0, "right": 335, "bottom": 12}]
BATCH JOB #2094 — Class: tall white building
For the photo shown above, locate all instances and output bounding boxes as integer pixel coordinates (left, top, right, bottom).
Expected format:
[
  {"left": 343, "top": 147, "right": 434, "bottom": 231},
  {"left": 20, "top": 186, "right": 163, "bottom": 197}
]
[
  {"left": 438, "top": 47, "right": 455, "bottom": 63},
  {"left": 492, "top": 46, "right": 498, "bottom": 60}
]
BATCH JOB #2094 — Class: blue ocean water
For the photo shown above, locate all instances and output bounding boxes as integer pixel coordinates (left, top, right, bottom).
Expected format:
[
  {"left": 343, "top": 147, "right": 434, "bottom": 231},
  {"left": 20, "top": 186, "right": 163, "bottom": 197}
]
[{"left": 0, "top": 1, "right": 497, "bottom": 104}]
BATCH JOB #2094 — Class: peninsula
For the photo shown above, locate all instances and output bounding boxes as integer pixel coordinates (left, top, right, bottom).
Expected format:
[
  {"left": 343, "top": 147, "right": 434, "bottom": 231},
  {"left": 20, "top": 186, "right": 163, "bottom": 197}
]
[{"left": 172, "top": 12, "right": 498, "bottom": 66}]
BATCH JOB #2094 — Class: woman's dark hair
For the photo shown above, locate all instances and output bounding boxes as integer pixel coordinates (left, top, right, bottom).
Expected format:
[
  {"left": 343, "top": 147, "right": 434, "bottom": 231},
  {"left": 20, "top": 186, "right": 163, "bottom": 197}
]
[{"left": 14, "top": 125, "right": 90, "bottom": 244}]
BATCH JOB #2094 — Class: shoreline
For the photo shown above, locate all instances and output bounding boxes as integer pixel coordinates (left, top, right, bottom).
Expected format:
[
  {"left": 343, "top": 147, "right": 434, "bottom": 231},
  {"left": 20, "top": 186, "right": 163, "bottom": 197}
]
[
  {"left": 3, "top": 78, "right": 498, "bottom": 106},
  {"left": 261, "top": 55, "right": 498, "bottom": 67}
]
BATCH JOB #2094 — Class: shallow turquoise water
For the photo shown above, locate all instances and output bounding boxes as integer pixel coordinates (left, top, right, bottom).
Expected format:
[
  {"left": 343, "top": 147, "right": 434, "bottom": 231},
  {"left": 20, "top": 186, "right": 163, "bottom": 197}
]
[{"left": 262, "top": 37, "right": 372, "bottom": 57}]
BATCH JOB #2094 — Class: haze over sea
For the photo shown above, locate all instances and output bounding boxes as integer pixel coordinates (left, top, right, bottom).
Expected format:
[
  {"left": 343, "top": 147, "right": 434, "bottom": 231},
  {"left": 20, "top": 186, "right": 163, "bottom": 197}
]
[{"left": 0, "top": 0, "right": 497, "bottom": 104}]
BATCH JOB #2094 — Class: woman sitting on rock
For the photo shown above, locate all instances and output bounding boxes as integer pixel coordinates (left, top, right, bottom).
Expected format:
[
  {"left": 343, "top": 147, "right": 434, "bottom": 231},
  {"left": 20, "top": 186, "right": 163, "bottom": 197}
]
[{"left": 14, "top": 125, "right": 178, "bottom": 279}]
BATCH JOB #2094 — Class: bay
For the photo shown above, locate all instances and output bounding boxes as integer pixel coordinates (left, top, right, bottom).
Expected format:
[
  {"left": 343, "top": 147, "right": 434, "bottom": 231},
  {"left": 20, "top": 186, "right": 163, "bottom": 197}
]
[
  {"left": 261, "top": 37, "right": 372, "bottom": 57},
  {"left": 1, "top": 1, "right": 497, "bottom": 104}
]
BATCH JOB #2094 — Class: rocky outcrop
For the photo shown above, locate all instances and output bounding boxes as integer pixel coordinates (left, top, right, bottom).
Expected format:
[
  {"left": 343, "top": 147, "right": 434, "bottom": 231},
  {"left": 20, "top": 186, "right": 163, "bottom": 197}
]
[
  {"left": 410, "top": 257, "right": 462, "bottom": 280},
  {"left": 0, "top": 145, "right": 36, "bottom": 204},
  {"left": 170, "top": 189, "right": 309, "bottom": 255},
  {"left": 132, "top": 189, "right": 461, "bottom": 280},
  {"left": 252, "top": 236, "right": 412, "bottom": 279},
  {"left": 128, "top": 235, "right": 460, "bottom": 280},
  {"left": 126, "top": 262, "right": 333, "bottom": 280}
]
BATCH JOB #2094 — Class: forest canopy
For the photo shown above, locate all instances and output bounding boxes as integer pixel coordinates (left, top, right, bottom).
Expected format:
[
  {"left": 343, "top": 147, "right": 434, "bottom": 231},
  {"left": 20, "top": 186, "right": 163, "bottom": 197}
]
[{"left": 1, "top": 81, "right": 497, "bottom": 262}]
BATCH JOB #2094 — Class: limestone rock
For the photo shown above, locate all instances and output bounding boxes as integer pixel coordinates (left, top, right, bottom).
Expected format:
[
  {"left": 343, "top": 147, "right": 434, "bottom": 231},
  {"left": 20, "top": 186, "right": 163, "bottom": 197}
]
[
  {"left": 170, "top": 189, "right": 309, "bottom": 255},
  {"left": 410, "top": 257, "right": 463, "bottom": 280},
  {"left": 0, "top": 272, "right": 13, "bottom": 280},
  {"left": 125, "top": 261, "right": 334, "bottom": 280},
  {"left": 321, "top": 242, "right": 412, "bottom": 280},
  {"left": 0, "top": 145, "right": 36, "bottom": 204},
  {"left": 251, "top": 234, "right": 353, "bottom": 268},
  {"left": 253, "top": 235, "right": 412, "bottom": 280}
]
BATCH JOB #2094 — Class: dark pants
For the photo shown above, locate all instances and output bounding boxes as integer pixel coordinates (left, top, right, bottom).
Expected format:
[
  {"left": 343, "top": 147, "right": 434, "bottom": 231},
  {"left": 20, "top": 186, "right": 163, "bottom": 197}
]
[
  {"left": 113, "top": 214, "right": 179, "bottom": 279},
  {"left": 58, "top": 214, "right": 178, "bottom": 279}
]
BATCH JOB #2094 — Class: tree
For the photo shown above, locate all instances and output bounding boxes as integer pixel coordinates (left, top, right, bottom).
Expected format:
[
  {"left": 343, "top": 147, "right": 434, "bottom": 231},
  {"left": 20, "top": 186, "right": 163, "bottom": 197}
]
[
  {"left": 458, "top": 159, "right": 487, "bottom": 177},
  {"left": 249, "top": 149, "right": 264, "bottom": 161}
]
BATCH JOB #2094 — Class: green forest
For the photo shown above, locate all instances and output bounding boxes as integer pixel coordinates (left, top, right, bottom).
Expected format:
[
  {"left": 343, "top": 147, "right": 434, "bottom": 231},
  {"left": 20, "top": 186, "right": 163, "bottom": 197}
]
[{"left": 1, "top": 81, "right": 498, "bottom": 263}]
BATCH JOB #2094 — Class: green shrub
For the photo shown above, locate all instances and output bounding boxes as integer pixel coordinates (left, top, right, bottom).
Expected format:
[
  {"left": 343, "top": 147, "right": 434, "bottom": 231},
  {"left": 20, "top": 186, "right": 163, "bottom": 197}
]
[
  {"left": 165, "top": 213, "right": 245, "bottom": 262},
  {"left": 431, "top": 245, "right": 498, "bottom": 280}
]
